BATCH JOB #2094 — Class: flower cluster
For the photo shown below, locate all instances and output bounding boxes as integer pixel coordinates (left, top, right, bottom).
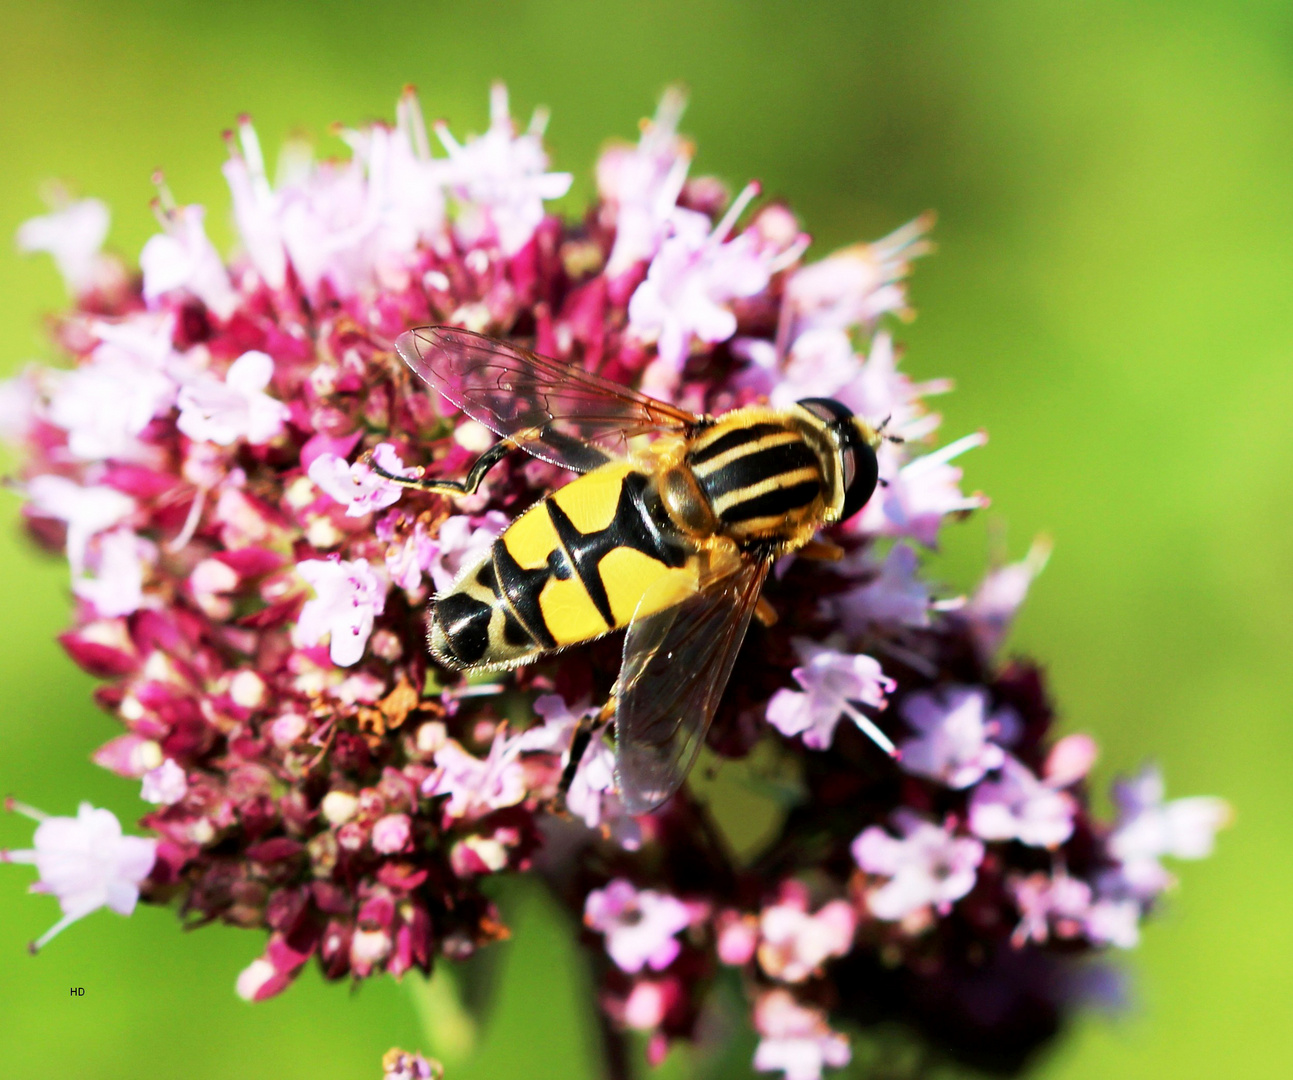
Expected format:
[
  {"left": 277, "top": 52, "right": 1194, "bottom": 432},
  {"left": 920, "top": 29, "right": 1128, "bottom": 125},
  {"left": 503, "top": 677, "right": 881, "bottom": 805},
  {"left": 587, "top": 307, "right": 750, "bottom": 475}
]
[{"left": 2, "top": 87, "right": 1227, "bottom": 1079}]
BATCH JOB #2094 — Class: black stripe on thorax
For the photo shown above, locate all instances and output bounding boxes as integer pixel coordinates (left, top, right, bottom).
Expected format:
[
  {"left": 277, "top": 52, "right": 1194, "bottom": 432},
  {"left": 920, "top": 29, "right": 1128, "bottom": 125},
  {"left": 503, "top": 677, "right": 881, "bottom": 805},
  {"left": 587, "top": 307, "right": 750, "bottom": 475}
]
[
  {"left": 719, "top": 480, "right": 823, "bottom": 524},
  {"left": 696, "top": 440, "right": 821, "bottom": 503},
  {"left": 687, "top": 422, "right": 787, "bottom": 466}
]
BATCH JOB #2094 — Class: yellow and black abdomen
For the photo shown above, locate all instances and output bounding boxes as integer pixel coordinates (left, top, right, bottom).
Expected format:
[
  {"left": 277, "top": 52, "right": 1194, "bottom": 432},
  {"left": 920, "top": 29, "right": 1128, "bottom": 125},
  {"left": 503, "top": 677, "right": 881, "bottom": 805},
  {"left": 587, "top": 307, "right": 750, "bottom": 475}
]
[
  {"left": 684, "top": 413, "right": 828, "bottom": 544},
  {"left": 430, "top": 463, "right": 697, "bottom": 671}
]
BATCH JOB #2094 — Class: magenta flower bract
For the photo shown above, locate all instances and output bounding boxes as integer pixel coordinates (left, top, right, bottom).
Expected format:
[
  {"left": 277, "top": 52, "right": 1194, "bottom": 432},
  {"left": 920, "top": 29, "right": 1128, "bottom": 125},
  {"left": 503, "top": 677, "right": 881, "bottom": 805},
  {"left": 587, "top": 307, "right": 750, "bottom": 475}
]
[{"left": 0, "top": 85, "right": 1229, "bottom": 1079}]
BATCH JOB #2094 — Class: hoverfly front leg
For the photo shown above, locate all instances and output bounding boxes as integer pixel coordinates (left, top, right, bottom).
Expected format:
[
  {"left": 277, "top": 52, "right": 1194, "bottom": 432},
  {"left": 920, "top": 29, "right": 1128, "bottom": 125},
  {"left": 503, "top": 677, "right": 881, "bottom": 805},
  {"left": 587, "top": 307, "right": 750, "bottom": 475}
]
[{"left": 363, "top": 439, "right": 514, "bottom": 497}]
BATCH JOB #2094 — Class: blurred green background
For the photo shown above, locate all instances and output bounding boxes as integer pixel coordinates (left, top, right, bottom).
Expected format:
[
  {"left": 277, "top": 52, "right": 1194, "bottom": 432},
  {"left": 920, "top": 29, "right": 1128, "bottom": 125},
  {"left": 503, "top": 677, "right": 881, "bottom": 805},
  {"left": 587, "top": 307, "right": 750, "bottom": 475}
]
[{"left": 1, "top": 1, "right": 1289, "bottom": 1077}]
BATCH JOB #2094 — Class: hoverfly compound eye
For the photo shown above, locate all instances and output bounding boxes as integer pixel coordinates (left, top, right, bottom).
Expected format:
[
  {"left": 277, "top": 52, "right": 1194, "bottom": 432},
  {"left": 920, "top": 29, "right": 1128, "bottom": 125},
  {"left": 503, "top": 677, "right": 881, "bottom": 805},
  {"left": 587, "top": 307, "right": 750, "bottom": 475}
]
[{"left": 839, "top": 432, "right": 879, "bottom": 523}]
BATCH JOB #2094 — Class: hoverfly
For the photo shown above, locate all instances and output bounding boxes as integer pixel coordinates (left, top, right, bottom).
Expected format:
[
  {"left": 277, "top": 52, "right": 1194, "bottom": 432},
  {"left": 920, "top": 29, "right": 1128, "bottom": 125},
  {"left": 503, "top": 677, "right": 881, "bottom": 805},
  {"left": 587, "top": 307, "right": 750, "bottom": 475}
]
[{"left": 373, "top": 326, "right": 898, "bottom": 814}]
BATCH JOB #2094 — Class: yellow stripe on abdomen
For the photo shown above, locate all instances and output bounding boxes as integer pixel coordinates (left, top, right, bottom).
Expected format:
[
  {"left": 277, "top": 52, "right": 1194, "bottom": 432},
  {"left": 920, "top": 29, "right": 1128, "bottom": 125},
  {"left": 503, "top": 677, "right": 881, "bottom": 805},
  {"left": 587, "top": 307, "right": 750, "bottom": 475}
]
[
  {"left": 501, "top": 500, "right": 561, "bottom": 570},
  {"left": 549, "top": 462, "right": 639, "bottom": 534},
  {"left": 537, "top": 575, "right": 610, "bottom": 645},
  {"left": 598, "top": 546, "right": 698, "bottom": 627}
]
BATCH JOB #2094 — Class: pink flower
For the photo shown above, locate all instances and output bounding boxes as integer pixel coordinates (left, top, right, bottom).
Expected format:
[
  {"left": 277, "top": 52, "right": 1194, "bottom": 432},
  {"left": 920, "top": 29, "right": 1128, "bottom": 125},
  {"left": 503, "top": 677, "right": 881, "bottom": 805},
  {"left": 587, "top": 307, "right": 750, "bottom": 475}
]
[
  {"left": 426, "top": 730, "right": 528, "bottom": 820},
  {"left": 423, "top": 512, "right": 509, "bottom": 594},
  {"left": 436, "top": 83, "right": 572, "bottom": 256},
  {"left": 898, "top": 685, "right": 1013, "bottom": 789},
  {"left": 141, "top": 759, "right": 188, "bottom": 806},
  {"left": 968, "top": 755, "right": 1078, "bottom": 849},
  {"left": 830, "top": 543, "right": 931, "bottom": 633},
  {"left": 293, "top": 555, "right": 386, "bottom": 666},
  {"left": 584, "top": 879, "right": 692, "bottom": 973},
  {"left": 140, "top": 203, "right": 237, "bottom": 318},
  {"left": 628, "top": 184, "right": 775, "bottom": 389},
  {"left": 1107, "top": 765, "right": 1231, "bottom": 898},
  {"left": 834, "top": 330, "right": 949, "bottom": 443},
  {"left": 371, "top": 814, "right": 412, "bottom": 855},
  {"left": 2, "top": 801, "right": 156, "bottom": 952},
  {"left": 176, "top": 350, "right": 289, "bottom": 446},
  {"left": 597, "top": 87, "right": 692, "bottom": 277},
  {"left": 47, "top": 317, "right": 178, "bottom": 461},
  {"left": 16, "top": 196, "right": 111, "bottom": 294},
  {"left": 854, "top": 431, "right": 989, "bottom": 546},
  {"left": 766, "top": 329, "right": 862, "bottom": 410},
  {"left": 71, "top": 528, "right": 155, "bottom": 617},
  {"left": 852, "top": 811, "right": 984, "bottom": 920},
  {"left": 26, "top": 475, "right": 134, "bottom": 576},
  {"left": 765, "top": 640, "right": 896, "bottom": 753},
  {"left": 783, "top": 214, "right": 933, "bottom": 336},
  {"left": 1009, "top": 869, "right": 1093, "bottom": 947},
  {"left": 757, "top": 892, "right": 855, "bottom": 983},
  {"left": 961, "top": 538, "right": 1052, "bottom": 663},
  {"left": 309, "top": 443, "right": 417, "bottom": 518},
  {"left": 1083, "top": 892, "right": 1144, "bottom": 949},
  {"left": 752, "top": 989, "right": 851, "bottom": 1080}
]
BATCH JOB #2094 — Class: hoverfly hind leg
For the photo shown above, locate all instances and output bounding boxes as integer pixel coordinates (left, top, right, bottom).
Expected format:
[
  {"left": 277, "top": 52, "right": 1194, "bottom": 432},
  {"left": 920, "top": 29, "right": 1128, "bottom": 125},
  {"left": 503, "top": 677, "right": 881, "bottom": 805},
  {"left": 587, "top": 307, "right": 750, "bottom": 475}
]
[
  {"left": 363, "top": 439, "right": 513, "bottom": 496},
  {"left": 558, "top": 695, "right": 617, "bottom": 808}
]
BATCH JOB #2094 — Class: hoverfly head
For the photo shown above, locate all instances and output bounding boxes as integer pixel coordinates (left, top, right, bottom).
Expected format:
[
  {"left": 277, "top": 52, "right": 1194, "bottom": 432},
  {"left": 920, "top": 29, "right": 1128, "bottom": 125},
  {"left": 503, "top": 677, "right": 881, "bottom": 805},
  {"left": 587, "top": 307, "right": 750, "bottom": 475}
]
[{"left": 795, "top": 398, "right": 883, "bottom": 523}]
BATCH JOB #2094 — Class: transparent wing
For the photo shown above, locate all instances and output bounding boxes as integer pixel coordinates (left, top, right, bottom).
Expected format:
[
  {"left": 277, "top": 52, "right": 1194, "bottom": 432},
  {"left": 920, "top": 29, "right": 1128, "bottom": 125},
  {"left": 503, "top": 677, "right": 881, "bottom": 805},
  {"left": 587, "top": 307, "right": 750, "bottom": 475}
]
[
  {"left": 614, "top": 548, "right": 772, "bottom": 814},
  {"left": 395, "top": 326, "right": 701, "bottom": 473}
]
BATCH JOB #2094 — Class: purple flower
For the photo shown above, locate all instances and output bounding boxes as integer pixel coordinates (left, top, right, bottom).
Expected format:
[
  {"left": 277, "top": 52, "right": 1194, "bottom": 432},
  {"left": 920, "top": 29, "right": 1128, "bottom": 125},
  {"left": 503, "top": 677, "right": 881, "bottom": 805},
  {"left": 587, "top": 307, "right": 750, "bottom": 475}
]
[
  {"left": 1009, "top": 869, "right": 1093, "bottom": 947},
  {"left": 2, "top": 801, "right": 156, "bottom": 952},
  {"left": 766, "top": 328, "right": 861, "bottom": 410},
  {"left": 140, "top": 759, "right": 188, "bottom": 806},
  {"left": 756, "top": 892, "right": 855, "bottom": 984},
  {"left": 829, "top": 543, "right": 931, "bottom": 632},
  {"left": 176, "top": 350, "right": 289, "bottom": 447},
  {"left": 852, "top": 811, "right": 984, "bottom": 920},
  {"left": 834, "top": 330, "right": 950, "bottom": 442},
  {"left": 968, "top": 755, "right": 1078, "bottom": 849},
  {"left": 16, "top": 196, "right": 111, "bottom": 295},
  {"left": 26, "top": 476, "right": 134, "bottom": 576},
  {"left": 140, "top": 202, "right": 237, "bottom": 319},
  {"left": 960, "top": 537, "right": 1052, "bottom": 663},
  {"left": 597, "top": 86, "right": 691, "bottom": 277},
  {"left": 854, "top": 431, "right": 989, "bottom": 546},
  {"left": 423, "top": 512, "right": 509, "bottom": 594},
  {"left": 765, "top": 639, "right": 896, "bottom": 752},
  {"left": 628, "top": 184, "right": 778, "bottom": 392},
  {"left": 426, "top": 730, "right": 528, "bottom": 821},
  {"left": 584, "top": 879, "right": 692, "bottom": 973},
  {"left": 753, "top": 989, "right": 852, "bottom": 1080},
  {"left": 783, "top": 215, "right": 932, "bottom": 337},
  {"left": 47, "top": 317, "right": 178, "bottom": 461},
  {"left": 1107, "top": 765, "right": 1231, "bottom": 898},
  {"left": 898, "top": 685, "right": 1012, "bottom": 789},
  {"left": 71, "top": 528, "right": 155, "bottom": 617},
  {"left": 436, "top": 83, "right": 572, "bottom": 256},
  {"left": 310, "top": 443, "right": 417, "bottom": 518},
  {"left": 293, "top": 555, "right": 386, "bottom": 666}
]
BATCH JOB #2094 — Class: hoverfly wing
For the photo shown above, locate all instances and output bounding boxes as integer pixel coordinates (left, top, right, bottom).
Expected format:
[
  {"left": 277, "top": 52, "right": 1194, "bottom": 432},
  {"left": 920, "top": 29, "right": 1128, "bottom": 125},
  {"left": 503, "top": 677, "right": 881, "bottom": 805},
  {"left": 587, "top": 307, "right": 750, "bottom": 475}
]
[
  {"left": 614, "top": 549, "right": 772, "bottom": 815},
  {"left": 396, "top": 326, "right": 701, "bottom": 474}
]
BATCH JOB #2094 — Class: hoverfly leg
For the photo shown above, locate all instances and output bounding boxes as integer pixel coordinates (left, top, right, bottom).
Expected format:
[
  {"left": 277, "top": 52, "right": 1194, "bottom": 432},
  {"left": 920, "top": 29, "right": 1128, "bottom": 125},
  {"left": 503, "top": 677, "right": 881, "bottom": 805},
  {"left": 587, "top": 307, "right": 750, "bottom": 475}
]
[
  {"left": 754, "top": 595, "right": 778, "bottom": 627},
  {"left": 798, "top": 537, "right": 846, "bottom": 562},
  {"left": 558, "top": 696, "right": 617, "bottom": 806},
  {"left": 363, "top": 440, "right": 514, "bottom": 496}
]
